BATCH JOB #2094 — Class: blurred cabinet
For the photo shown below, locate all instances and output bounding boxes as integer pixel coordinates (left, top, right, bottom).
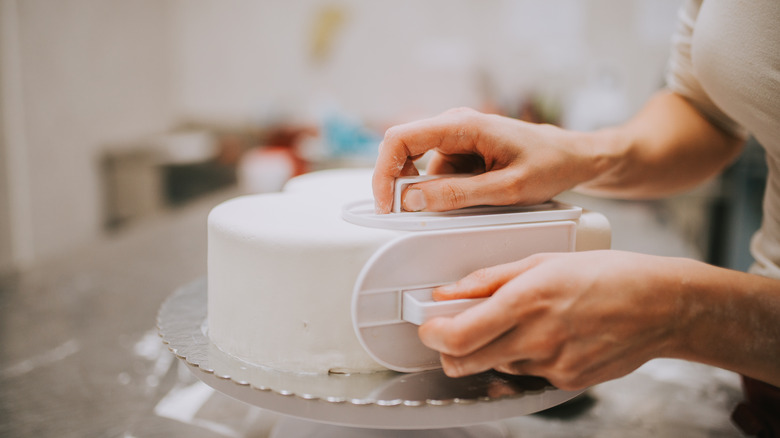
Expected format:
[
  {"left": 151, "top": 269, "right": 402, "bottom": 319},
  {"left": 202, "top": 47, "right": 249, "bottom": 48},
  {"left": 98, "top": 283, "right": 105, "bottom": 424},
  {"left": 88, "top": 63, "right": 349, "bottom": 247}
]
[
  {"left": 101, "top": 147, "right": 164, "bottom": 230},
  {"left": 100, "top": 131, "right": 236, "bottom": 231},
  {"left": 708, "top": 137, "right": 767, "bottom": 271}
]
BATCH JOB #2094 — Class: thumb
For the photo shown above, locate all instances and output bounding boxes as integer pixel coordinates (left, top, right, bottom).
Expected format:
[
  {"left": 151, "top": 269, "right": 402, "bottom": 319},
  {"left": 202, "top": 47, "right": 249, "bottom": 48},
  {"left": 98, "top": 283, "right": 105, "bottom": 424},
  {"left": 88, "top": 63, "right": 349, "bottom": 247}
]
[{"left": 401, "top": 171, "right": 520, "bottom": 212}]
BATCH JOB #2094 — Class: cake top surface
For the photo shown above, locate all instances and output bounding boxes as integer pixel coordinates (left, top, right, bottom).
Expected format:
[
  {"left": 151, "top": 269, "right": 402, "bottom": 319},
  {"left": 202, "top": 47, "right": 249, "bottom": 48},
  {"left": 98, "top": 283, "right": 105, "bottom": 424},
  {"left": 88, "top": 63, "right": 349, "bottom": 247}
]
[
  {"left": 208, "top": 190, "right": 402, "bottom": 246},
  {"left": 283, "top": 167, "right": 374, "bottom": 200}
]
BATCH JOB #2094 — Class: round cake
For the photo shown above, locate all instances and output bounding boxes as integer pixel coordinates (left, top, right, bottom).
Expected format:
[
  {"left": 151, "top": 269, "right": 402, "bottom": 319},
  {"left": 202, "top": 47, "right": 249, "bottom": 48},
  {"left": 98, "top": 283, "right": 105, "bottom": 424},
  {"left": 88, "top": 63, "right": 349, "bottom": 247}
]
[
  {"left": 207, "top": 169, "right": 403, "bottom": 374},
  {"left": 207, "top": 168, "right": 611, "bottom": 375}
]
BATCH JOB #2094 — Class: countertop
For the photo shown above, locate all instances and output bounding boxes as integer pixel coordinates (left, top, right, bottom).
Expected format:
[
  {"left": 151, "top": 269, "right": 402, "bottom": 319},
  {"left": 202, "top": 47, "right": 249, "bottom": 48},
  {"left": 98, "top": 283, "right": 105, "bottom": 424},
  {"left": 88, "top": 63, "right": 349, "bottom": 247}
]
[{"left": 0, "top": 188, "right": 746, "bottom": 437}]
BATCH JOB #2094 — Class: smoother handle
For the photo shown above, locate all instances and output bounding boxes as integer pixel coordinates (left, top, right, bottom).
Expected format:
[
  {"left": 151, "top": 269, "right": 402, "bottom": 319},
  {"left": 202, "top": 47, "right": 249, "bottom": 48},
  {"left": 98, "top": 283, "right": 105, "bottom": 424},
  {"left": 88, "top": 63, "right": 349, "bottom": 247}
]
[{"left": 402, "top": 287, "right": 486, "bottom": 325}]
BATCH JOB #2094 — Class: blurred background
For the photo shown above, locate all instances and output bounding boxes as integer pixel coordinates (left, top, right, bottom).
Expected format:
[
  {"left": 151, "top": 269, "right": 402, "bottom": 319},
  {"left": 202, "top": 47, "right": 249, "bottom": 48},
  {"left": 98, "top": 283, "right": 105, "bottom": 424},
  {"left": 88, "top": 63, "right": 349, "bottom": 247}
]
[{"left": 0, "top": 0, "right": 765, "bottom": 275}]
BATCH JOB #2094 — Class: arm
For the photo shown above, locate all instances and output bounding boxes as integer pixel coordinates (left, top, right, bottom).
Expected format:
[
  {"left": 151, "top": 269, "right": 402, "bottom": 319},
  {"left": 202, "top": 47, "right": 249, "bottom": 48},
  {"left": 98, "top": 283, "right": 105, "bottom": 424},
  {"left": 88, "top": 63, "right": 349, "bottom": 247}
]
[
  {"left": 576, "top": 90, "right": 745, "bottom": 198},
  {"left": 421, "top": 251, "right": 780, "bottom": 389},
  {"left": 372, "top": 90, "right": 745, "bottom": 213}
]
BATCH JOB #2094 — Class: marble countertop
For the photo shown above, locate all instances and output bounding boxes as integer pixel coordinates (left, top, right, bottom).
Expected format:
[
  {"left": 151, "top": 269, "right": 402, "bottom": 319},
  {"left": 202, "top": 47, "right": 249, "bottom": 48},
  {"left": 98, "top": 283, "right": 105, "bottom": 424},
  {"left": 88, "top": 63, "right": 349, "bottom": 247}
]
[{"left": 0, "top": 188, "right": 745, "bottom": 437}]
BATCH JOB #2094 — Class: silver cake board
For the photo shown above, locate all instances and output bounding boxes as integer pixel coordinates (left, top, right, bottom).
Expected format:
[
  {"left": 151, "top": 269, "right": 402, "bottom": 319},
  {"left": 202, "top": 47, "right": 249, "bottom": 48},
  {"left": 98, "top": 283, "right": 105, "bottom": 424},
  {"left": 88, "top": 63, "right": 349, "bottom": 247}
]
[{"left": 157, "top": 278, "right": 584, "bottom": 432}]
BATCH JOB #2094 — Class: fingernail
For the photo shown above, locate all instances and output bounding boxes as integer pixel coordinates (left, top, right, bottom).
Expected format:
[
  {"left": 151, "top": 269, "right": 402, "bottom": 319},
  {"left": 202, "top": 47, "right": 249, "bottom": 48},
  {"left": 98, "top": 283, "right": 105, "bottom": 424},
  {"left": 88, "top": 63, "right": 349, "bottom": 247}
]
[
  {"left": 432, "top": 284, "right": 457, "bottom": 301},
  {"left": 403, "top": 189, "right": 426, "bottom": 212}
]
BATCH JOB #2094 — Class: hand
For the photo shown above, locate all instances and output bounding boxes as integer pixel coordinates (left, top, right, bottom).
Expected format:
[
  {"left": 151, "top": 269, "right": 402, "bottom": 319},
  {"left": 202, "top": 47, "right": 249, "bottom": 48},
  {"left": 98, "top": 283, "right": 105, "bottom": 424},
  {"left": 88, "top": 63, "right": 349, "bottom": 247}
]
[
  {"left": 372, "top": 107, "right": 600, "bottom": 213},
  {"left": 418, "top": 250, "right": 688, "bottom": 390}
]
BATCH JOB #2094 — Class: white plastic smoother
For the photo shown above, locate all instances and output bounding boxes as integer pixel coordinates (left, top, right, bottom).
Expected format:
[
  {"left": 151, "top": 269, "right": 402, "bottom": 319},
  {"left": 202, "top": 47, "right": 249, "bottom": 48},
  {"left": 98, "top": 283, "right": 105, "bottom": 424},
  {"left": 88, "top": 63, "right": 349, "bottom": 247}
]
[
  {"left": 351, "top": 221, "right": 578, "bottom": 373},
  {"left": 348, "top": 175, "right": 611, "bottom": 373},
  {"left": 342, "top": 199, "right": 582, "bottom": 231}
]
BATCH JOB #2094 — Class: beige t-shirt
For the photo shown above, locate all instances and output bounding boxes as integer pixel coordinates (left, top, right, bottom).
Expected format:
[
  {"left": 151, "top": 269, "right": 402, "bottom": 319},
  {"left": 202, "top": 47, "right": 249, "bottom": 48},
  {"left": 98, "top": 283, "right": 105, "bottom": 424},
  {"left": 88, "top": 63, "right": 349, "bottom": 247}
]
[{"left": 666, "top": 0, "right": 780, "bottom": 279}]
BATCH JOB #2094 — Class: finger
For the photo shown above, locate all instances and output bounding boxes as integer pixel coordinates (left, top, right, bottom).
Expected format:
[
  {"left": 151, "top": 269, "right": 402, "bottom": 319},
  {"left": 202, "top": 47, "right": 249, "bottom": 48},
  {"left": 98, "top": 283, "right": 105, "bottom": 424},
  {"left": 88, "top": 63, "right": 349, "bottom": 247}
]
[
  {"left": 399, "top": 157, "right": 420, "bottom": 177},
  {"left": 437, "top": 327, "right": 527, "bottom": 377},
  {"left": 372, "top": 122, "right": 449, "bottom": 213},
  {"left": 418, "top": 290, "right": 518, "bottom": 358},
  {"left": 426, "top": 151, "right": 486, "bottom": 176},
  {"left": 372, "top": 141, "right": 405, "bottom": 214},
  {"left": 420, "top": 256, "right": 550, "bottom": 358},
  {"left": 401, "top": 168, "right": 530, "bottom": 212},
  {"left": 372, "top": 111, "right": 484, "bottom": 213},
  {"left": 493, "top": 359, "right": 551, "bottom": 378},
  {"left": 440, "top": 352, "right": 494, "bottom": 377},
  {"left": 439, "top": 323, "right": 551, "bottom": 378},
  {"left": 433, "top": 261, "right": 526, "bottom": 301},
  {"left": 425, "top": 151, "right": 457, "bottom": 175},
  {"left": 497, "top": 357, "right": 598, "bottom": 391},
  {"left": 493, "top": 359, "right": 533, "bottom": 375},
  {"left": 418, "top": 301, "right": 515, "bottom": 360}
]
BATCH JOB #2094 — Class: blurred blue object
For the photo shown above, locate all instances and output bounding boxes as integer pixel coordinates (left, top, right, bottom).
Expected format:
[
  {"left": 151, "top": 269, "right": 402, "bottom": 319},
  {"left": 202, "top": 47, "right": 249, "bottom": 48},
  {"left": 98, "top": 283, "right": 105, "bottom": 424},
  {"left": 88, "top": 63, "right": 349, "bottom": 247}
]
[{"left": 322, "top": 114, "right": 382, "bottom": 159}]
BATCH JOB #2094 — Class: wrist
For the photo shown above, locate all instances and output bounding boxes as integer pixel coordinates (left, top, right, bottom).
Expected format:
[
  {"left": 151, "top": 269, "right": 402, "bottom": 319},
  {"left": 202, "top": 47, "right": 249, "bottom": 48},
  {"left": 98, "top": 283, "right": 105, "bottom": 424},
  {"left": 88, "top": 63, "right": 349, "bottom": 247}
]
[
  {"left": 567, "top": 126, "right": 631, "bottom": 194},
  {"left": 660, "top": 258, "right": 708, "bottom": 359}
]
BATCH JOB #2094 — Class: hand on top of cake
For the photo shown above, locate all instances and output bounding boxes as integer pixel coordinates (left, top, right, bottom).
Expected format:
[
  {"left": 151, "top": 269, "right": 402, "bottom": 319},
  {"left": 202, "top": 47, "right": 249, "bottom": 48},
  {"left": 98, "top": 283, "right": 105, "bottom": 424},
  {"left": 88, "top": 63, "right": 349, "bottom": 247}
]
[{"left": 372, "top": 107, "right": 595, "bottom": 214}]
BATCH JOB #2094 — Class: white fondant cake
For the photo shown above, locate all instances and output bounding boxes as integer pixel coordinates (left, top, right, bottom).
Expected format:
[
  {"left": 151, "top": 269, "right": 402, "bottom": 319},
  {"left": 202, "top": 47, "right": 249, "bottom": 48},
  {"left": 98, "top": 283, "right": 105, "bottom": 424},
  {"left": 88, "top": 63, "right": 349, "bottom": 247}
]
[
  {"left": 208, "top": 169, "right": 403, "bottom": 374},
  {"left": 208, "top": 168, "right": 611, "bottom": 374}
]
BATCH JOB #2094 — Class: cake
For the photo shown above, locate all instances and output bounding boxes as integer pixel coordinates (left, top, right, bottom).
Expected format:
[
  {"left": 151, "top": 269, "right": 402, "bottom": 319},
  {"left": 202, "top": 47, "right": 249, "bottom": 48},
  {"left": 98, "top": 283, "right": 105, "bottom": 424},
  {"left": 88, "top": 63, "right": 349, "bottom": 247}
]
[
  {"left": 207, "top": 168, "right": 610, "bottom": 374},
  {"left": 208, "top": 169, "right": 403, "bottom": 374}
]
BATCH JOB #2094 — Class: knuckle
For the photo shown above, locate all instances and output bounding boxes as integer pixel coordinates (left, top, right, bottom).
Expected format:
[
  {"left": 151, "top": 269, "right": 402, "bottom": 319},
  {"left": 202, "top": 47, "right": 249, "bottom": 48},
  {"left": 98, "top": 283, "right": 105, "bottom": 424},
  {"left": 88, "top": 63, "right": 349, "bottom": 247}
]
[
  {"left": 549, "top": 376, "right": 583, "bottom": 391},
  {"left": 522, "top": 337, "right": 554, "bottom": 357},
  {"left": 470, "top": 267, "right": 493, "bottom": 284},
  {"left": 382, "top": 126, "right": 408, "bottom": 152},
  {"left": 440, "top": 356, "right": 465, "bottom": 378},
  {"left": 493, "top": 363, "right": 515, "bottom": 374},
  {"left": 442, "top": 184, "right": 468, "bottom": 210},
  {"left": 440, "top": 329, "right": 472, "bottom": 356},
  {"left": 499, "top": 170, "right": 532, "bottom": 204},
  {"left": 444, "top": 107, "right": 484, "bottom": 130},
  {"left": 445, "top": 106, "right": 476, "bottom": 116},
  {"left": 495, "top": 360, "right": 525, "bottom": 375},
  {"left": 546, "top": 362, "right": 586, "bottom": 391},
  {"left": 525, "top": 252, "right": 553, "bottom": 266},
  {"left": 504, "top": 170, "right": 526, "bottom": 193},
  {"left": 383, "top": 125, "right": 402, "bottom": 140}
]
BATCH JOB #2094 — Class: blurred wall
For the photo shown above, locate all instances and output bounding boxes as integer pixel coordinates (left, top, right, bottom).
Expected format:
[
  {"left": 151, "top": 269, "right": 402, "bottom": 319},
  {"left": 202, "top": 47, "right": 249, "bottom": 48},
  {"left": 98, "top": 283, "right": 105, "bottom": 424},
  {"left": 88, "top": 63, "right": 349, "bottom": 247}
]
[
  {"left": 0, "top": 0, "right": 178, "bottom": 271},
  {"left": 0, "top": 0, "right": 682, "bottom": 272},
  {"left": 0, "top": 68, "right": 10, "bottom": 273},
  {"left": 170, "top": 0, "right": 680, "bottom": 126},
  {"left": 1, "top": 0, "right": 27, "bottom": 274}
]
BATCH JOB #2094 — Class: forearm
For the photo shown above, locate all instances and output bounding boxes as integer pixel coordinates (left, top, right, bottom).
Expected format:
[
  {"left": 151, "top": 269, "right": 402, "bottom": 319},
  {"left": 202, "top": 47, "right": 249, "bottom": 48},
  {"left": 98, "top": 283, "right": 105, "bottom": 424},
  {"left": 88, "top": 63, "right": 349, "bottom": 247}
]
[
  {"left": 667, "top": 260, "right": 780, "bottom": 386},
  {"left": 573, "top": 90, "right": 745, "bottom": 199}
]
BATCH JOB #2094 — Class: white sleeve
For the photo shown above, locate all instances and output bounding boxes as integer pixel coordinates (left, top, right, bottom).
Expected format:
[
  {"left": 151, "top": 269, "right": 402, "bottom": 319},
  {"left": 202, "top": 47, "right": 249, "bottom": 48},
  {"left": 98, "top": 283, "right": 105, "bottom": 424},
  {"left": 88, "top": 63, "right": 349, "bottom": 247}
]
[{"left": 665, "top": 0, "right": 747, "bottom": 139}]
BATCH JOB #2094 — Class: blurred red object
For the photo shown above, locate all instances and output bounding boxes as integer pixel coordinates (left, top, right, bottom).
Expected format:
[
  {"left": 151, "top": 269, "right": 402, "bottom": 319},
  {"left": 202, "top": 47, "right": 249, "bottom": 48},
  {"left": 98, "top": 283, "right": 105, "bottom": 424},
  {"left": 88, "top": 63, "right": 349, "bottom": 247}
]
[{"left": 238, "top": 146, "right": 307, "bottom": 194}]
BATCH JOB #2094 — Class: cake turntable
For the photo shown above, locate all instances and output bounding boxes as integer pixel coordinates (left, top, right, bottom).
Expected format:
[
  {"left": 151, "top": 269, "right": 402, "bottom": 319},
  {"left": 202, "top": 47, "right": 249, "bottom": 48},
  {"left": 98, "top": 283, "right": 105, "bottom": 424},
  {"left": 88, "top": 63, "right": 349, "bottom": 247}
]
[{"left": 158, "top": 278, "right": 585, "bottom": 436}]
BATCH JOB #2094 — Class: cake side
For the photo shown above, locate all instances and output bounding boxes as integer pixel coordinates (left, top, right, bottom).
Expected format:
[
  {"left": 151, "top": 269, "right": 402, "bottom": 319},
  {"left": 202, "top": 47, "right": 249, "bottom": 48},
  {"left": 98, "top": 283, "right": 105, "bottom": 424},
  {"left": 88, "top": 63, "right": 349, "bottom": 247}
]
[{"left": 207, "top": 191, "right": 402, "bottom": 374}]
